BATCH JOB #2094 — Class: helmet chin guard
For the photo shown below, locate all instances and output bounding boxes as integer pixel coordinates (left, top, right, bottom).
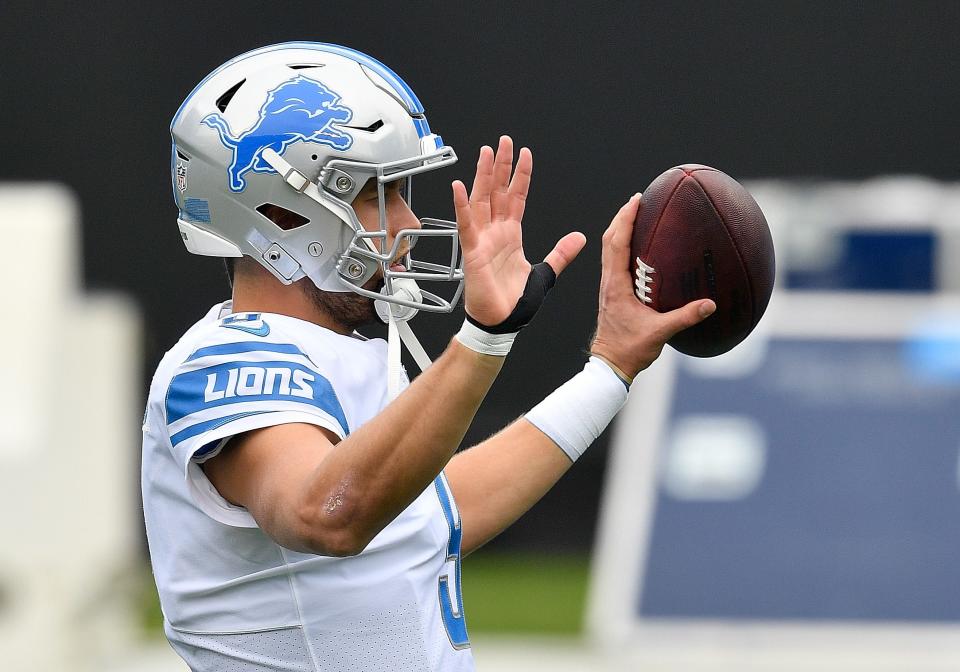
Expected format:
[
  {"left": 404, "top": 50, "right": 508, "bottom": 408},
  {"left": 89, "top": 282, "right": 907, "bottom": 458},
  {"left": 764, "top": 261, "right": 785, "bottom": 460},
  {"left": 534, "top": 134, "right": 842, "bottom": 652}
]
[{"left": 375, "top": 278, "right": 422, "bottom": 323}]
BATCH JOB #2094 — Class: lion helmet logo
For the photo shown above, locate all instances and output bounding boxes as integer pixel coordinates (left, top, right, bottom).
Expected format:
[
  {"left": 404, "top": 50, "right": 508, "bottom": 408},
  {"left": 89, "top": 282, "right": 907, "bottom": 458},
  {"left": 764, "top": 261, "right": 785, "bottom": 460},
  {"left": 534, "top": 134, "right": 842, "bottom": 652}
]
[{"left": 202, "top": 75, "right": 354, "bottom": 192}]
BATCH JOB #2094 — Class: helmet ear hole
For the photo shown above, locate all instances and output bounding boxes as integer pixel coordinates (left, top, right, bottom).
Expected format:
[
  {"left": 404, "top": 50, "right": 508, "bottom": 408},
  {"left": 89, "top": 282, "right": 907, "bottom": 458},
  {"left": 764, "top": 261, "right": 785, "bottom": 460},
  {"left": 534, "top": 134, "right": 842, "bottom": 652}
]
[{"left": 256, "top": 203, "right": 309, "bottom": 231}]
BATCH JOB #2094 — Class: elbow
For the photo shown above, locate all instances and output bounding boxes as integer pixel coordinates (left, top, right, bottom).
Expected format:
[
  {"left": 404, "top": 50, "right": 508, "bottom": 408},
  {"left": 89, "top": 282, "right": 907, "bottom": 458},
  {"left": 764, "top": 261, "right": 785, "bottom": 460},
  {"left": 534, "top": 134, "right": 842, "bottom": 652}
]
[
  {"left": 292, "top": 493, "right": 371, "bottom": 558},
  {"left": 309, "top": 528, "right": 367, "bottom": 558}
]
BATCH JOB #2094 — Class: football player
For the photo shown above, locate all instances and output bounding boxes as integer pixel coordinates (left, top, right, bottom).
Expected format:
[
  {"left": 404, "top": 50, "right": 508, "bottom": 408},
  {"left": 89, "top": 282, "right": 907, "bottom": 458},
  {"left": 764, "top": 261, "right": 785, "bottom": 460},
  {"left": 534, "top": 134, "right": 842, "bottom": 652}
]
[{"left": 142, "top": 42, "right": 714, "bottom": 671}]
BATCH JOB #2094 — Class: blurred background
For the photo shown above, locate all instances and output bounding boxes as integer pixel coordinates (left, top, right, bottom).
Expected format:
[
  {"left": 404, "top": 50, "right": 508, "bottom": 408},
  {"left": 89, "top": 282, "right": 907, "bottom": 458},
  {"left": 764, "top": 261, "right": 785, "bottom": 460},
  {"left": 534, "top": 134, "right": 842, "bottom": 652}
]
[{"left": 3, "top": 1, "right": 960, "bottom": 669}]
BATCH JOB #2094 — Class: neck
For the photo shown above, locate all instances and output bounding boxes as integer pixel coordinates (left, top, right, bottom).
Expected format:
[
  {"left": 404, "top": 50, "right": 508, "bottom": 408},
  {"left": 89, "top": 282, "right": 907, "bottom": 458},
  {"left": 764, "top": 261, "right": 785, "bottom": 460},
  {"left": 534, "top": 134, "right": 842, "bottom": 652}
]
[{"left": 231, "top": 265, "right": 352, "bottom": 335}]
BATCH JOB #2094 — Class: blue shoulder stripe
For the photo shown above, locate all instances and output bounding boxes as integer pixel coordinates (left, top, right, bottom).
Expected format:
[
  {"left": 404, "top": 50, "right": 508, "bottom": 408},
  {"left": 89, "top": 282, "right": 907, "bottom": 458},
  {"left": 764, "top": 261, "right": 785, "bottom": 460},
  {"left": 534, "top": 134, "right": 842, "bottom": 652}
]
[
  {"left": 186, "top": 341, "right": 308, "bottom": 363},
  {"left": 171, "top": 411, "right": 270, "bottom": 449},
  {"left": 166, "top": 359, "right": 349, "bottom": 438}
]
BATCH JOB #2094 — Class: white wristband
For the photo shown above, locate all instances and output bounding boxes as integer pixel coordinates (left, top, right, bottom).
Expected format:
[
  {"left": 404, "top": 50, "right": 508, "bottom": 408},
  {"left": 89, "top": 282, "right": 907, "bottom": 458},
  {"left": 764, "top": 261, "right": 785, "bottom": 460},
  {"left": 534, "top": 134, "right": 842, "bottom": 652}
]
[
  {"left": 524, "top": 356, "right": 630, "bottom": 462},
  {"left": 455, "top": 318, "right": 518, "bottom": 356}
]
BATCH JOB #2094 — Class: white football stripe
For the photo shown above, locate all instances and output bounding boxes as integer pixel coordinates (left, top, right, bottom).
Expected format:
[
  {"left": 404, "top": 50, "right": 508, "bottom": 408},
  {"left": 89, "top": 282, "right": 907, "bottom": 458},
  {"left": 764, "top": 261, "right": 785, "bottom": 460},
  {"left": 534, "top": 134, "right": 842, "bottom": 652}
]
[
  {"left": 168, "top": 398, "right": 342, "bottom": 437},
  {"left": 179, "top": 347, "right": 315, "bottom": 373}
]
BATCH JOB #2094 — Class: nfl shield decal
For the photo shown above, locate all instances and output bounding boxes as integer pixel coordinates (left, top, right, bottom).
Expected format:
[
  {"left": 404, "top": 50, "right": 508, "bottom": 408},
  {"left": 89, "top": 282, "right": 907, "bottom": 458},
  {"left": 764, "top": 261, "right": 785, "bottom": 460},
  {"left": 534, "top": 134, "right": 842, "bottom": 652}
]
[{"left": 176, "top": 161, "right": 188, "bottom": 192}]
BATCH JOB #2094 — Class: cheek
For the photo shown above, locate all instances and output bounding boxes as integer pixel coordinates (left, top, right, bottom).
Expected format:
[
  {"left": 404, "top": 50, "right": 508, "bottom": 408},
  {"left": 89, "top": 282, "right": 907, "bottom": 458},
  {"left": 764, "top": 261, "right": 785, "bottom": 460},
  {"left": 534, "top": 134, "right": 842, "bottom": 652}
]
[{"left": 353, "top": 200, "right": 380, "bottom": 232}]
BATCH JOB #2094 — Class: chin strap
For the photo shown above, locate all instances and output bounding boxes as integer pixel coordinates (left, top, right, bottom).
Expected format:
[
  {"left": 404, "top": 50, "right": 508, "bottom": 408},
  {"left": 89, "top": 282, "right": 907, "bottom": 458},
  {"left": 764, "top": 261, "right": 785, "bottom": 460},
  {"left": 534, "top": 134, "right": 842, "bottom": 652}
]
[
  {"left": 397, "top": 320, "right": 433, "bottom": 371},
  {"left": 386, "top": 311, "right": 403, "bottom": 400},
  {"left": 385, "top": 310, "right": 433, "bottom": 400},
  {"left": 379, "top": 278, "right": 435, "bottom": 400}
]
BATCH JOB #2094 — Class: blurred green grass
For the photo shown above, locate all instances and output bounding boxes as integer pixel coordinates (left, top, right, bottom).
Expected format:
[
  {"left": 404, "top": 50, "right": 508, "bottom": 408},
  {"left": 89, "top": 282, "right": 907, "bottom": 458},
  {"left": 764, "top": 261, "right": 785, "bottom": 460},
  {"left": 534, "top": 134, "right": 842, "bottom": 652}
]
[
  {"left": 462, "top": 552, "right": 590, "bottom": 635},
  {"left": 139, "top": 568, "right": 164, "bottom": 637},
  {"left": 140, "top": 551, "right": 591, "bottom": 637}
]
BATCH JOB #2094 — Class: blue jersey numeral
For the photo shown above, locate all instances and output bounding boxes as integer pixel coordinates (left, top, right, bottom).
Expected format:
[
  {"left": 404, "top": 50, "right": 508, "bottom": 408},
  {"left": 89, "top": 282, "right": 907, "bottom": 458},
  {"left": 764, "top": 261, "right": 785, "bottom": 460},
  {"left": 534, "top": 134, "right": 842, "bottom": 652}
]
[{"left": 434, "top": 473, "right": 469, "bottom": 649}]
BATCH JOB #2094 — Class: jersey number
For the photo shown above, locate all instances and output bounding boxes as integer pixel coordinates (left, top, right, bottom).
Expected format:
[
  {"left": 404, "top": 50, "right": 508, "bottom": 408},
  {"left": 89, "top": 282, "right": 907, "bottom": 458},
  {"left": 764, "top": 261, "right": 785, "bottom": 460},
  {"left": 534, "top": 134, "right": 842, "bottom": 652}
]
[{"left": 434, "top": 474, "right": 469, "bottom": 649}]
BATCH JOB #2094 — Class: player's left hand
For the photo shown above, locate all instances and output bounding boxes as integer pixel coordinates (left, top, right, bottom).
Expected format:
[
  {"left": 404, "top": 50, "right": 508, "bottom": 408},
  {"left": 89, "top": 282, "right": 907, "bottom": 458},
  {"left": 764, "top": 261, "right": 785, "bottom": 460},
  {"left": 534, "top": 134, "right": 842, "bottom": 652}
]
[
  {"left": 591, "top": 194, "right": 716, "bottom": 378},
  {"left": 452, "top": 135, "right": 586, "bottom": 328}
]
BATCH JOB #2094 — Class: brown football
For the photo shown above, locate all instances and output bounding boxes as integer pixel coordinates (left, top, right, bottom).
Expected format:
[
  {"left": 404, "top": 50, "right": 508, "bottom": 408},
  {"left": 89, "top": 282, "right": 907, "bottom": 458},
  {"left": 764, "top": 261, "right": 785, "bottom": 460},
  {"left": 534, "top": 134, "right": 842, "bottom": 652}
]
[{"left": 630, "top": 165, "right": 775, "bottom": 357}]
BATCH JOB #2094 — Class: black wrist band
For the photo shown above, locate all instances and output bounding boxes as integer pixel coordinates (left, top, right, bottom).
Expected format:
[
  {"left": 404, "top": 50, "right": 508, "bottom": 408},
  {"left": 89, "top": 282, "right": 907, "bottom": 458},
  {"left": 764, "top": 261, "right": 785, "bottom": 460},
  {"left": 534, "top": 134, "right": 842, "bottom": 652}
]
[{"left": 466, "top": 262, "right": 557, "bottom": 335}]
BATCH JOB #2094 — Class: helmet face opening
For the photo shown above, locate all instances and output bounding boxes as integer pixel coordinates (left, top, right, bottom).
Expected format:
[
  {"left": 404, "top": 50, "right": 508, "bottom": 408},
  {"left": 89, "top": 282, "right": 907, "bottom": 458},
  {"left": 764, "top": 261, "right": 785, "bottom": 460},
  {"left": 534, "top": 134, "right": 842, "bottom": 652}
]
[
  {"left": 171, "top": 42, "right": 463, "bottom": 316},
  {"left": 320, "top": 146, "right": 464, "bottom": 313}
]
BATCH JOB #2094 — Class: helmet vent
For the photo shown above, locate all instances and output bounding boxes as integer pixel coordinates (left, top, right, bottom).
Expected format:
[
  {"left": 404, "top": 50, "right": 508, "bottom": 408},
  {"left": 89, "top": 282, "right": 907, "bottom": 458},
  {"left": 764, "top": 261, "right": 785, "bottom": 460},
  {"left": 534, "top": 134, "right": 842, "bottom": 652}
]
[
  {"left": 344, "top": 119, "right": 384, "bottom": 133},
  {"left": 287, "top": 64, "right": 324, "bottom": 70},
  {"left": 256, "top": 203, "right": 309, "bottom": 231},
  {"left": 215, "top": 79, "right": 246, "bottom": 113}
]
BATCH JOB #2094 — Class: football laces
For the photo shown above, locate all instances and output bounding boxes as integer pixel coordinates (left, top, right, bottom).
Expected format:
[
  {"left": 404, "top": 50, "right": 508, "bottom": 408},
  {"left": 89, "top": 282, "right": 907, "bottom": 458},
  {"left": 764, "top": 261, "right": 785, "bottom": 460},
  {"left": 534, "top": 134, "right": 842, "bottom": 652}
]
[{"left": 634, "top": 257, "right": 655, "bottom": 304}]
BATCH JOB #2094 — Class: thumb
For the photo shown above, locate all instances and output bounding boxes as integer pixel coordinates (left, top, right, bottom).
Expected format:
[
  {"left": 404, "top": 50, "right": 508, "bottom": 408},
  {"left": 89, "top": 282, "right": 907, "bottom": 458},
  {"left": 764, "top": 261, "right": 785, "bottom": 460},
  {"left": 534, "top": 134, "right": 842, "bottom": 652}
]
[
  {"left": 660, "top": 299, "right": 716, "bottom": 339},
  {"left": 544, "top": 231, "right": 587, "bottom": 276}
]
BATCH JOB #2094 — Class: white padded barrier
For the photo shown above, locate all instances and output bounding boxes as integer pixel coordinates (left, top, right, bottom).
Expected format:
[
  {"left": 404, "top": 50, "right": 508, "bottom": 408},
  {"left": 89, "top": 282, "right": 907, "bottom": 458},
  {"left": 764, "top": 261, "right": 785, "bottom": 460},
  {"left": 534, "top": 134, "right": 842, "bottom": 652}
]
[{"left": 0, "top": 184, "right": 141, "bottom": 671}]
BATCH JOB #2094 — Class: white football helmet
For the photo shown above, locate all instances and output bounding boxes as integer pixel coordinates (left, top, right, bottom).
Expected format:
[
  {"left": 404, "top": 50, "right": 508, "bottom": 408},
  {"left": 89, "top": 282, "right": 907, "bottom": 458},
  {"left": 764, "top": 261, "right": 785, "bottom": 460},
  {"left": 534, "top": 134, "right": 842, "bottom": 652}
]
[{"left": 170, "top": 42, "right": 463, "bottom": 316}]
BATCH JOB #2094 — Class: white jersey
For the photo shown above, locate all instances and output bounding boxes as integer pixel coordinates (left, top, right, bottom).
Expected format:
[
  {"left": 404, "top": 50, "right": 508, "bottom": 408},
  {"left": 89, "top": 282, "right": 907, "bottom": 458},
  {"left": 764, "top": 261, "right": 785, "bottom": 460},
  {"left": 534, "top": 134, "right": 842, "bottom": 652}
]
[{"left": 142, "top": 303, "right": 473, "bottom": 672}]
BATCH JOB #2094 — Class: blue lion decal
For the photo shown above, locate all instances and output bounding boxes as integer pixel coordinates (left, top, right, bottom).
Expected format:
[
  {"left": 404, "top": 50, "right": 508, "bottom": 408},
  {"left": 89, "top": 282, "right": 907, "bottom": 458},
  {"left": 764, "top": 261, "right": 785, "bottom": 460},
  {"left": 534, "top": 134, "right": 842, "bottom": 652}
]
[{"left": 202, "top": 75, "right": 354, "bottom": 192}]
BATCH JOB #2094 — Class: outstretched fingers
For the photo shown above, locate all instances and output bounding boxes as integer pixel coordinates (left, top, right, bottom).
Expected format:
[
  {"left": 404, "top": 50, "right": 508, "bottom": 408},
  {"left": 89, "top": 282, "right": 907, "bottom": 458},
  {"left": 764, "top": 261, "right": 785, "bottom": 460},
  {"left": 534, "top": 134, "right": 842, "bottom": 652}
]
[
  {"left": 452, "top": 180, "right": 478, "bottom": 249},
  {"left": 490, "top": 136, "right": 515, "bottom": 220},
  {"left": 470, "top": 145, "right": 495, "bottom": 199},
  {"left": 492, "top": 135, "right": 514, "bottom": 191},
  {"left": 600, "top": 194, "right": 642, "bottom": 299},
  {"left": 543, "top": 231, "right": 587, "bottom": 276},
  {"left": 507, "top": 147, "right": 532, "bottom": 222}
]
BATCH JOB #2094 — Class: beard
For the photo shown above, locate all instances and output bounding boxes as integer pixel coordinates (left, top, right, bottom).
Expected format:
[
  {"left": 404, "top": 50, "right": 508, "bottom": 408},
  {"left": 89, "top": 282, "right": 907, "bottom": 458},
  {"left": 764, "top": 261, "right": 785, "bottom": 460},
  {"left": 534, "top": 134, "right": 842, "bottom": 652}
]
[{"left": 301, "top": 275, "right": 383, "bottom": 332}]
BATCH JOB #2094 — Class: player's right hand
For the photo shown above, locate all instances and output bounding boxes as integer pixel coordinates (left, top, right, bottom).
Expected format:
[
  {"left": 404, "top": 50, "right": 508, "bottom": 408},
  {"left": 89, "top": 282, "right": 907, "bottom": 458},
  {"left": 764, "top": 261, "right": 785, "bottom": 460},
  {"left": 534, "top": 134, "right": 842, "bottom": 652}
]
[
  {"left": 590, "top": 194, "right": 716, "bottom": 379},
  {"left": 452, "top": 135, "right": 586, "bottom": 330}
]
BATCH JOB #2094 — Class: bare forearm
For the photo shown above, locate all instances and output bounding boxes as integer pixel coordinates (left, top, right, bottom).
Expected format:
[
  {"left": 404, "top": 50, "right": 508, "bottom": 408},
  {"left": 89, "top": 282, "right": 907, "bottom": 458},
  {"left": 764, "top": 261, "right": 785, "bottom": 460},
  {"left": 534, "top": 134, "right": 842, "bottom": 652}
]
[
  {"left": 301, "top": 339, "right": 504, "bottom": 550},
  {"left": 445, "top": 418, "right": 572, "bottom": 556}
]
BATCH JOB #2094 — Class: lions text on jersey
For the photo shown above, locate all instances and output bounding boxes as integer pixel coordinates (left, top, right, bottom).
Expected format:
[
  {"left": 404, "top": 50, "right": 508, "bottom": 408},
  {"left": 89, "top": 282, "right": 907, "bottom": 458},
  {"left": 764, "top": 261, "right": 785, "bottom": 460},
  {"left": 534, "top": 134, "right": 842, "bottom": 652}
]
[{"left": 142, "top": 303, "right": 471, "bottom": 671}]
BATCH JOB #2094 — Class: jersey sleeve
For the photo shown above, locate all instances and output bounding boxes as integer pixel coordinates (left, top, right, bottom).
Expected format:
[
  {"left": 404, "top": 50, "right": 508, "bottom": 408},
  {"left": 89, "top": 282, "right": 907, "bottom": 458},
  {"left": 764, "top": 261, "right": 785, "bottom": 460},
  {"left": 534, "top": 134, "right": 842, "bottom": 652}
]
[{"left": 163, "top": 338, "right": 350, "bottom": 527}]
